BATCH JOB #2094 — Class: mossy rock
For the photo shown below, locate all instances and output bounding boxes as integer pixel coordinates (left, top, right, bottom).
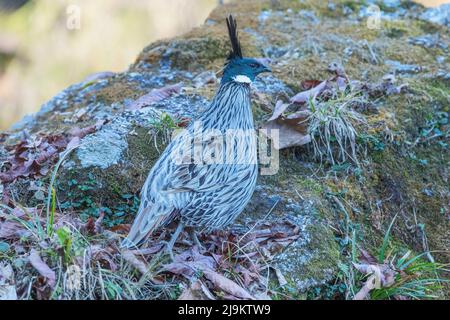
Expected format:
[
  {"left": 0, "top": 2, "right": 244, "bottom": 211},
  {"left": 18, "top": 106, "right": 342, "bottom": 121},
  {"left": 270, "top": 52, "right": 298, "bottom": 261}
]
[{"left": 3, "top": 0, "right": 450, "bottom": 298}]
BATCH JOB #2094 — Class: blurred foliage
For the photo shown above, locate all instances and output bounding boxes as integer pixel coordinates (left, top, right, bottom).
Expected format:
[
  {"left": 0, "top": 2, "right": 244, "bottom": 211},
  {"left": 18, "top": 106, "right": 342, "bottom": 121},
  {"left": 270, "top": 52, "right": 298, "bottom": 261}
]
[{"left": 0, "top": 0, "right": 218, "bottom": 129}]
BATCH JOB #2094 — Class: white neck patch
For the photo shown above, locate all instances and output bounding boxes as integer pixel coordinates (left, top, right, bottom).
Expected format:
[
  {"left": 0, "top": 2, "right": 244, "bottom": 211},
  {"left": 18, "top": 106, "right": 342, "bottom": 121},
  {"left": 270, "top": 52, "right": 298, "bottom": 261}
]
[{"left": 232, "top": 75, "right": 252, "bottom": 84}]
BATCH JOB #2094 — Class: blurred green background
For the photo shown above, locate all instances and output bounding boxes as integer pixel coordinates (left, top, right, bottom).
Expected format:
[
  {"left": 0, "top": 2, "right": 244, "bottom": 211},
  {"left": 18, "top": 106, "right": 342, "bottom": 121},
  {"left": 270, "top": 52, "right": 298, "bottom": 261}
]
[{"left": 0, "top": 0, "right": 445, "bottom": 130}]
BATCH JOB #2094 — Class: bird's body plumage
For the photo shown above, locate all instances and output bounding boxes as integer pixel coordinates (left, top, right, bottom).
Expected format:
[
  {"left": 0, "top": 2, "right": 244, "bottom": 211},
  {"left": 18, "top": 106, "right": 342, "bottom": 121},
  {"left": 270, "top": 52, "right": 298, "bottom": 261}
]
[
  {"left": 122, "top": 81, "right": 257, "bottom": 247},
  {"left": 122, "top": 15, "right": 270, "bottom": 249}
]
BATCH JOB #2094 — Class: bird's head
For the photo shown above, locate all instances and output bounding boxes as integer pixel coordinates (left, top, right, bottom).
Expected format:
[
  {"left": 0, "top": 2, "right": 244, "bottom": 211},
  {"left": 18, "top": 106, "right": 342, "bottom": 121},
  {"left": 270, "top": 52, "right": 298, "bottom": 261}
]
[
  {"left": 221, "top": 15, "right": 271, "bottom": 85},
  {"left": 222, "top": 57, "right": 271, "bottom": 84}
]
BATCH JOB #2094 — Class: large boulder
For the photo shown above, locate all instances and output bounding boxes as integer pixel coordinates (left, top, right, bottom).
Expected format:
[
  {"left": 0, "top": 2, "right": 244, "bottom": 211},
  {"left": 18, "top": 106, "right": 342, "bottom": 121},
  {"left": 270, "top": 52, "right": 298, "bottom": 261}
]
[{"left": 1, "top": 0, "right": 449, "bottom": 298}]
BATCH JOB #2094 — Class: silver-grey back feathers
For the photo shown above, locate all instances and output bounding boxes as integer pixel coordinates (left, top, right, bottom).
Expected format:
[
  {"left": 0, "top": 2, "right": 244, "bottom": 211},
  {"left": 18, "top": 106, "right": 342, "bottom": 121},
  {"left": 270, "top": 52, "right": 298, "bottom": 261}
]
[{"left": 122, "top": 82, "right": 258, "bottom": 248}]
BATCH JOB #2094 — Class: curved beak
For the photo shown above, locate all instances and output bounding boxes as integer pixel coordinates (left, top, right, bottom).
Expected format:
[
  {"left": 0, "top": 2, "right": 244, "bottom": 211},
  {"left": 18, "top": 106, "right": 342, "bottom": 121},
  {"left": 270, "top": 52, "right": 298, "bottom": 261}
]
[
  {"left": 262, "top": 65, "right": 272, "bottom": 73},
  {"left": 255, "top": 58, "right": 272, "bottom": 74}
]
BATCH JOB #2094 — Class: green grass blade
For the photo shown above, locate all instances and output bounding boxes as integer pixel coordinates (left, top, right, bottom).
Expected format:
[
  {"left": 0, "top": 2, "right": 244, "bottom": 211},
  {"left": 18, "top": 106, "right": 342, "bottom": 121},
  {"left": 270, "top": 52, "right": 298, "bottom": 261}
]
[
  {"left": 47, "top": 187, "right": 56, "bottom": 237},
  {"left": 378, "top": 213, "right": 398, "bottom": 263}
]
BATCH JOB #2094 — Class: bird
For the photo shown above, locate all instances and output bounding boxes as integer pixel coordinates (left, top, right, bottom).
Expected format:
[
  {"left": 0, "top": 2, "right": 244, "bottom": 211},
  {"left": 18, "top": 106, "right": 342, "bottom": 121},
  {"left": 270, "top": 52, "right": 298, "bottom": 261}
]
[{"left": 121, "top": 15, "right": 271, "bottom": 258}]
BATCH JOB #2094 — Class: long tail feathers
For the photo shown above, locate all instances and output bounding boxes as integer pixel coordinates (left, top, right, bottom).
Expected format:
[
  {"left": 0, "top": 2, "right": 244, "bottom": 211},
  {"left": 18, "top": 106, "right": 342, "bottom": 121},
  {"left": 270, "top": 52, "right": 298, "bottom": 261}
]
[{"left": 121, "top": 205, "right": 168, "bottom": 249}]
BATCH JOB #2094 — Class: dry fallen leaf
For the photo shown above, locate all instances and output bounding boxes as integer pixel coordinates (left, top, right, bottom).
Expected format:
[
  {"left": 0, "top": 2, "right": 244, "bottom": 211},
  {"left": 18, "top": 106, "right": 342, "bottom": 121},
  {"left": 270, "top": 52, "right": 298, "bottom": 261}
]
[
  {"left": 261, "top": 118, "right": 311, "bottom": 150},
  {"left": 94, "top": 211, "right": 105, "bottom": 234},
  {"left": 203, "top": 269, "right": 255, "bottom": 300},
  {"left": 290, "top": 79, "right": 328, "bottom": 104},
  {"left": 69, "top": 119, "right": 106, "bottom": 139},
  {"left": 66, "top": 136, "right": 80, "bottom": 150},
  {"left": 300, "top": 79, "right": 323, "bottom": 90},
  {"left": 164, "top": 247, "right": 217, "bottom": 278},
  {"left": 121, "top": 249, "right": 149, "bottom": 275},
  {"left": 0, "top": 130, "right": 91, "bottom": 184},
  {"left": 353, "top": 281, "right": 373, "bottom": 300},
  {"left": 0, "top": 263, "right": 17, "bottom": 300},
  {"left": 235, "top": 265, "right": 260, "bottom": 287},
  {"left": 274, "top": 267, "right": 288, "bottom": 287},
  {"left": 352, "top": 261, "right": 396, "bottom": 300},
  {"left": 82, "top": 71, "right": 115, "bottom": 83},
  {"left": 178, "top": 279, "right": 215, "bottom": 300},
  {"left": 268, "top": 100, "right": 290, "bottom": 122},
  {"left": 109, "top": 224, "right": 131, "bottom": 234},
  {"left": 262, "top": 95, "right": 312, "bottom": 150},
  {"left": 359, "top": 248, "right": 378, "bottom": 265},
  {"left": 178, "top": 280, "right": 202, "bottom": 300},
  {"left": 0, "top": 221, "right": 28, "bottom": 239},
  {"left": 29, "top": 249, "right": 56, "bottom": 288},
  {"left": 85, "top": 245, "right": 117, "bottom": 271},
  {"left": 127, "top": 83, "right": 183, "bottom": 110},
  {"left": 193, "top": 71, "right": 217, "bottom": 88},
  {"left": 282, "top": 110, "right": 311, "bottom": 133}
]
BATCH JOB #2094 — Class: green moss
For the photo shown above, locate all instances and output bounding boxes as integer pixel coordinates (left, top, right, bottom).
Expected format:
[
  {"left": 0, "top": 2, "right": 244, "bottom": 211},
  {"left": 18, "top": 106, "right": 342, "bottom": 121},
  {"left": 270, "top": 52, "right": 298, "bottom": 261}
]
[
  {"left": 304, "top": 222, "right": 340, "bottom": 277},
  {"left": 165, "top": 37, "right": 228, "bottom": 70},
  {"left": 268, "top": 276, "right": 308, "bottom": 300},
  {"left": 273, "top": 219, "right": 340, "bottom": 297},
  {"left": 88, "top": 81, "right": 143, "bottom": 105},
  {"left": 296, "top": 177, "right": 324, "bottom": 196},
  {"left": 56, "top": 125, "right": 168, "bottom": 226},
  {"left": 135, "top": 28, "right": 261, "bottom": 72},
  {"left": 342, "top": 0, "right": 364, "bottom": 12},
  {"left": 127, "top": 126, "right": 166, "bottom": 167}
]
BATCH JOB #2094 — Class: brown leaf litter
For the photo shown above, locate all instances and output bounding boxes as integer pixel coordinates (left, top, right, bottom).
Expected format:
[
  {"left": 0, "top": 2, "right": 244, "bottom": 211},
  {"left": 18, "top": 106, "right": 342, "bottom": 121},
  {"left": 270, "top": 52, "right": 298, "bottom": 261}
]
[
  {"left": 0, "top": 120, "right": 106, "bottom": 187},
  {"left": 352, "top": 248, "right": 397, "bottom": 300},
  {"left": 0, "top": 263, "right": 17, "bottom": 300},
  {"left": 0, "top": 199, "right": 301, "bottom": 300},
  {"left": 261, "top": 62, "right": 407, "bottom": 150}
]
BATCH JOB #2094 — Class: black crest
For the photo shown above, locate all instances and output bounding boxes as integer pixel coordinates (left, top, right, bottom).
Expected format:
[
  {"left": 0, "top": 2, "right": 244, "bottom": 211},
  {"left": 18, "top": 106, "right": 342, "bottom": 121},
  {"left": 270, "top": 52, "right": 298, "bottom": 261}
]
[{"left": 226, "top": 15, "right": 243, "bottom": 60}]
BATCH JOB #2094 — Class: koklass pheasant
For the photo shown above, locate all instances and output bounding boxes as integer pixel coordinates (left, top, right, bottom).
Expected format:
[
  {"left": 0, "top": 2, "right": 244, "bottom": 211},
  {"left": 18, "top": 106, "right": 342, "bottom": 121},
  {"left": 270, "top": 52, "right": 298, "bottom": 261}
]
[{"left": 121, "top": 15, "right": 271, "bottom": 257}]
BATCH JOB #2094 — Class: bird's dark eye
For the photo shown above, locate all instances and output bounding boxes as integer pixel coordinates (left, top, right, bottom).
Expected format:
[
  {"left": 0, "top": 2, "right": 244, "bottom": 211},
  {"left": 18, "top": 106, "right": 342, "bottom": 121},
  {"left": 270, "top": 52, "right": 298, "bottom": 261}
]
[{"left": 249, "top": 63, "right": 259, "bottom": 68}]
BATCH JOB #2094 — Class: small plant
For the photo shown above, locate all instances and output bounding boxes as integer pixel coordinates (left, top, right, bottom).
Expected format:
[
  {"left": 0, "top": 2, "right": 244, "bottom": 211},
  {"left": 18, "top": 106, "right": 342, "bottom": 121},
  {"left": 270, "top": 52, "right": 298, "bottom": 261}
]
[
  {"left": 351, "top": 215, "right": 448, "bottom": 300},
  {"left": 369, "top": 250, "right": 449, "bottom": 300},
  {"left": 56, "top": 226, "right": 73, "bottom": 264},
  {"left": 378, "top": 213, "right": 398, "bottom": 263},
  {"left": 47, "top": 187, "right": 57, "bottom": 237},
  {"left": 308, "top": 91, "right": 367, "bottom": 165},
  {"left": 358, "top": 133, "right": 385, "bottom": 152},
  {"left": 148, "top": 112, "right": 181, "bottom": 145}
]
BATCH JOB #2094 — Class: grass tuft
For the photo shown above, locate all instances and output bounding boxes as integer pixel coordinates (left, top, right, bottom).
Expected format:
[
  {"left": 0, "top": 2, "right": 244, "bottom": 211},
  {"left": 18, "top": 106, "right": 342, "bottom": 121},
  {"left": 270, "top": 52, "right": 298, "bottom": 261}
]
[{"left": 308, "top": 90, "right": 367, "bottom": 165}]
